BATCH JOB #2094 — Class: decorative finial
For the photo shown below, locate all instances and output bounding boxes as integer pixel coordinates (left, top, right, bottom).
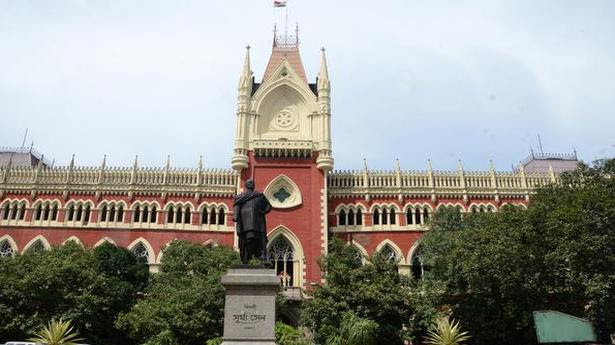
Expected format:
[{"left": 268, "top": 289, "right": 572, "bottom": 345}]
[{"left": 318, "top": 47, "right": 330, "bottom": 91}]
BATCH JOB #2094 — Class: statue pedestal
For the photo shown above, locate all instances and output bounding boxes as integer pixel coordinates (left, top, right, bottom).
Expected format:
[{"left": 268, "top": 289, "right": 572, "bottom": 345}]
[{"left": 221, "top": 266, "right": 280, "bottom": 345}]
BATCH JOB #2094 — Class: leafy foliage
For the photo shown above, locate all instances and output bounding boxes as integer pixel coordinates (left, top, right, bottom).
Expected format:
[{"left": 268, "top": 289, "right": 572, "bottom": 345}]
[
  {"left": 303, "top": 238, "right": 421, "bottom": 345},
  {"left": 116, "top": 240, "right": 240, "bottom": 345},
  {"left": 324, "top": 312, "right": 378, "bottom": 345},
  {"left": 275, "top": 321, "right": 312, "bottom": 345},
  {"left": 421, "top": 159, "right": 615, "bottom": 344},
  {"left": 424, "top": 317, "right": 470, "bottom": 345},
  {"left": 28, "top": 318, "right": 85, "bottom": 345},
  {"left": 0, "top": 241, "right": 148, "bottom": 344}
]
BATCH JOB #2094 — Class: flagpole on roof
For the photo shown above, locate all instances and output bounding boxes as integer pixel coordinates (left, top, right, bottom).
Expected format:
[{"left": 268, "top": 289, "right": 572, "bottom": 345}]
[{"left": 285, "top": 0, "right": 289, "bottom": 41}]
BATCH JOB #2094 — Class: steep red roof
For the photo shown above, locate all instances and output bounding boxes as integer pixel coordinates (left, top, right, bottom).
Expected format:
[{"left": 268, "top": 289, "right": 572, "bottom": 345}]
[{"left": 262, "top": 40, "right": 308, "bottom": 83}]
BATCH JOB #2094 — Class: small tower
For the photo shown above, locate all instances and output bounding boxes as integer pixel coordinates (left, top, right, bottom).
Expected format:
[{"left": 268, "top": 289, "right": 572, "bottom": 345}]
[
  {"left": 231, "top": 46, "right": 253, "bottom": 172},
  {"left": 315, "top": 48, "right": 334, "bottom": 171},
  {"left": 230, "top": 26, "right": 334, "bottom": 173}
]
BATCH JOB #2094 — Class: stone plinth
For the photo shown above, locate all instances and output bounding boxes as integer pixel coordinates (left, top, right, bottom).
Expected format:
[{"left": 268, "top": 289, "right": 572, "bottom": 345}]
[{"left": 221, "top": 266, "right": 280, "bottom": 345}]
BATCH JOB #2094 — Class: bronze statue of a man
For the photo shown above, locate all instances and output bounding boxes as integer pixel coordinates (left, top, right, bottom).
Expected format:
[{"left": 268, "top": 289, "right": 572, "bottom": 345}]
[{"left": 233, "top": 179, "right": 272, "bottom": 264}]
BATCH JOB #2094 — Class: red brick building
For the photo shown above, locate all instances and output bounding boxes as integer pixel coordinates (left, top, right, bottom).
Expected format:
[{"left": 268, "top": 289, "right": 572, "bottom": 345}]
[{"left": 0, "top": 32, "right": 558, "bottom": 295}]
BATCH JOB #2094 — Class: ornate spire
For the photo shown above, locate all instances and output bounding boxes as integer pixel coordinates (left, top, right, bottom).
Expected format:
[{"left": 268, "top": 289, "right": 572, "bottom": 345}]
[
  {"left": 238, "top": 45, "right": 252, "bottom": 94},
  {"left": 318, "top": 48, "right": 330, "bottom": 91}
]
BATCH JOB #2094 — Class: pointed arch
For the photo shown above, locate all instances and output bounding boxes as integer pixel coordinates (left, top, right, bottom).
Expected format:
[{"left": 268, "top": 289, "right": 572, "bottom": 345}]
[
  {"left": 267, "top": 225, "right": 305, "bottom": 288},
  {"left": 406, "top": 240, "right": 422, "bottom": 265},
  {"left": 130, "top": 200, "right": 162, "bottom": 210},
  {"left": 22, "top": 235, "right": 51, "bottom": 254},
  {"left": 347, "top": 241, "right": 368, "bottom": 264},
  {"left": 96, "top": 199, "right": 129, "bottom": 209},
  {"left": 62, "top": 236, "right": 84, "bottom": 247},
  {"left": 263, "top": 174, "right": 303, "bottom": 209},
  {"left": 253, "top": 59, "right": 316, "bottom": 111},
  {"left": 94, "top": 237, "right": 116, "bottom": 247},
  {"left": 374, "top": 239, "right": 405, "bottom": 263},
  {"left": 202, "top": 239, "right": 220, "bottom": 247},
  {"left": 127, "top": 238, "right": 155, "bottom": 265},
  {"left": 0, "top": 235, "right": 18, "bottom": 257},
  {"left": 350, "top": 242, "right": 369, "bottom": 258}
]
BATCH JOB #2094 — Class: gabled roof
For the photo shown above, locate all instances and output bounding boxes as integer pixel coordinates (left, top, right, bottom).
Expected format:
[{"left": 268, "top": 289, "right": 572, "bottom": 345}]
[{"left": 262, "top": 36, "right": 308, "bottom": 83}]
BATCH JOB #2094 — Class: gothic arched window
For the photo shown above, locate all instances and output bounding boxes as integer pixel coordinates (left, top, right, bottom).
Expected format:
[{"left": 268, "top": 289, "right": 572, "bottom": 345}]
[
  {"left": 35, "top": 204, "right": 43, "bottom": 221},
  {"left": 108, "top": 206, "right": 116, "bottom": 222},
  {"left": 184, "top": 206, "right": 191, "bottom": 224},
  {"left": 142, "top": 206, "right": 150, "bottom": 223},
  {"left": 209, "top": 209, "right": 217, "bottom": 225},
  {"left": 149, "top": 206, "right": 156, "bottom": 223},
  {"left": 373, "top": 209, "right": 380, "bottom": 225},
  {"left": 131, "top": 242, "right": 149, "bottom": 262},
  {"left": 378, "top": 244, "right": 399, "bottom": 264},
  {"left": 356, "top": 209, "right": 363, "bottom": 225},
  {"left": 1, "top": 203, "right": 9, "bottom": 220},
  {"left": 389, "top": 208, "right": 396, "bottom": 225},
  {"left": 166, "top": 206, "right": 174, "bottom": 223},
  {"left": 201, "top": 208, "right": 209, "bottom": 225},
  {"left": 100, "top": 205, "right": 108, "bottom": 221},
  {"left": 118, "top": 205, "right": 124, "bottom": 222},
  {"left": 217, "top": 208, "right": 225, "bottom": 225},
  {"left": 27, "top": 240, "right": 46, "bottom": 254},
  {"left": 268, "top": 236, "right": 295, "bottom": 287},
  {"left": 348, "top": 209, "right": 355, "bottom": 226},
  {"left": 0, "top": 240, "right": 14, "bottom": 258},
  {"left": 134, "top": 206, "right": 142, "bottom": 222},
  {"left": 339, "top": 209, "right": 346, "bottom": 226}
]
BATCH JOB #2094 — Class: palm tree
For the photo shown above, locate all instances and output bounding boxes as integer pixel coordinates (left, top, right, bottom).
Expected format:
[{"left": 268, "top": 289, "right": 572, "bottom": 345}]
[
  {"left": 424, "top": 317, "right": 470, "bottom": 345},
  {"left": 28, "top": 318, "right": 85, "bottom": 345}
]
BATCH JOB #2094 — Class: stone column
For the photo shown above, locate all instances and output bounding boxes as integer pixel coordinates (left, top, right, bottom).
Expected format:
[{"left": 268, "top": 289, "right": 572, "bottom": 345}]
[{"left": 221, "top": 266, "right": 280, "bottom": 345}]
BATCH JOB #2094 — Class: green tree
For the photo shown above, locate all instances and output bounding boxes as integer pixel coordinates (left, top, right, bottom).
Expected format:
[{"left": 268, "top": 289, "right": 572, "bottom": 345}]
[
  {"left": 28, "top": 318, "right": 85, "bottom": 345},
  {"left": 325, "top": 312, "right": 377, "bottom": 345},
  {"left": 302, "top": 238, "right": 416, "bottom": 345},
  {"left": 421, "top": 159, "right": 615, "bottom": 344},
  {"left": 275, "top": 321, "right": 311, "bottom": 345},
  {"left": 116, "top": 240, "right": 240, "bottom": 345},
  {"left": 0, "top": 241, "right": 148, "bottom": 344}
]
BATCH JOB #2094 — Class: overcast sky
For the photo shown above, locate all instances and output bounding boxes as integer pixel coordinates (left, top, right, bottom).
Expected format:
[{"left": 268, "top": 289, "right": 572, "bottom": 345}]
[{"left": 1, "top": 1, "right": 614, "bottom": 171}]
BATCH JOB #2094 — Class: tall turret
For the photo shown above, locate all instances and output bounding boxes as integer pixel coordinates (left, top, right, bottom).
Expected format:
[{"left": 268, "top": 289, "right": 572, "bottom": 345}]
[
  {"left": 231, "top": 46, "right": 252, "bottom": 171},
  {"left": 315, "top": 48, "right": 334, "bottom": 171}
]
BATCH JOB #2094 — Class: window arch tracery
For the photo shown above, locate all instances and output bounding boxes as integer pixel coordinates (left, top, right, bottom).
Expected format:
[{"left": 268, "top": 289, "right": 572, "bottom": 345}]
[
  {"left": 0, "top": 239, "right": 15, "bottom": 258},
  {"left": 131, "top": 242, "right": 149, "bottom": 261},
  {"left": 268, "top": 236, "right": 295, "bottom": 287}
]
